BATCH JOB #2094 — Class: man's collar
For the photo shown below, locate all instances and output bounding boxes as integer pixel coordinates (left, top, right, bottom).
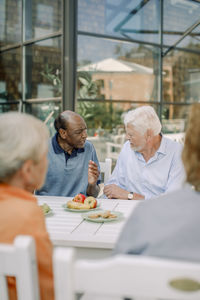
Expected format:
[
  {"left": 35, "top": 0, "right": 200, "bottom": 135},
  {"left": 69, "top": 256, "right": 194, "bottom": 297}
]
[{"left": 52, "top": 133, "right": 85, "bottom": 155}]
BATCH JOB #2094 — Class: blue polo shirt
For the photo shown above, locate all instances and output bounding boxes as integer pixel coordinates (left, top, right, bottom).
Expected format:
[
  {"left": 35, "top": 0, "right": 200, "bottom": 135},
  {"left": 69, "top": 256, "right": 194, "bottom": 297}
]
[{"left": 36, "top": 134, "right": 101, "bottom": 197}]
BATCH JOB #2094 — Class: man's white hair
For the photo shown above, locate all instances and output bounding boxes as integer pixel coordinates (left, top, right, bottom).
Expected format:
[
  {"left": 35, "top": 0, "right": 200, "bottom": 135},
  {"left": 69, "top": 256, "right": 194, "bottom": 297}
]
[
  {"left": 0, "top": 112, "right": 49, "bottom": 181},
  {"left": 124, "top": 106, "right": 161, "bottom": 135}
]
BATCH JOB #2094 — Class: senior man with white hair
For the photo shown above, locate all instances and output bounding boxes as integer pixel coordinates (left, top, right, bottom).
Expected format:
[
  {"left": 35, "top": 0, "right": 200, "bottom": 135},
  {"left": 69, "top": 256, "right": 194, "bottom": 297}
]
[{"left": 104, "top": 106, "right": 185, "bottom": 200}]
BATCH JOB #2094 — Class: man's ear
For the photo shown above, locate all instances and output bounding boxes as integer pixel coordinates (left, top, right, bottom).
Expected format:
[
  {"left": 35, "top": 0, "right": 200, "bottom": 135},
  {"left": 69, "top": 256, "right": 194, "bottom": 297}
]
[
  {"left": 146, "top": 129, "right": 153, "bottom": 141},
  {"left": 59, "top": 128, "right": 67, "bottom": 139}
]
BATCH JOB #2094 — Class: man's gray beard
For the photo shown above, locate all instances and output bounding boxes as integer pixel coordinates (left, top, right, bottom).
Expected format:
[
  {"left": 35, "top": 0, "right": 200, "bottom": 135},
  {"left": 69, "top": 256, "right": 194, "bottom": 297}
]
[{"left": 130, "top": 145, "right": 143, "bottom": 152}]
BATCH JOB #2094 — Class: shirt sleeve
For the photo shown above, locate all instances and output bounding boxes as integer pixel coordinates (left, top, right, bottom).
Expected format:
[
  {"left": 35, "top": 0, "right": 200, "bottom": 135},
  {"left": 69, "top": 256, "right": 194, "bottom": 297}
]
[{"left": 165, "top": 144, "right": 185, "bottom": 193}]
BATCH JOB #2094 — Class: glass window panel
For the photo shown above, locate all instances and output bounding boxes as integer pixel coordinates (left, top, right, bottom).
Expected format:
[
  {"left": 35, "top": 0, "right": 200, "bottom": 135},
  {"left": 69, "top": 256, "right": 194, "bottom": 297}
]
[
  {"left": 76, "top": 100, "right": 159, "bottom": 163},
  {"left": 25, "top": 101, "right": 62, "bottom": 137},
  {"left": 163, "top": 0, "right": 200, "bottom": 47},
  {"left": 77, "top": 35, "right": 159, "bottom": 102},
  {"left": 25, "top": 0, "right": 61, "bottom": 41},
  {"left": 78, "top": 0, "right": 160, "bottom": 44},
  {"left": 161, "top": 104, "right": 189, "bottom": 134},
  {"left": 0, "top": 0, "right": 21, "bottom": 48},
  {"left": 0, "top": 103, "right": 19, "bottom": 113},
  {"left": 0, "top": 47, "right": 21, "bottom": 101},
  {"left": 163, "top": 49, "right": 200, "bottom": 103},
  {"left": 25, "top": 37, "right": 61, "bottom": 99},
  {"left": 177, "top": 25, "right": 200, "bottom": 50}
]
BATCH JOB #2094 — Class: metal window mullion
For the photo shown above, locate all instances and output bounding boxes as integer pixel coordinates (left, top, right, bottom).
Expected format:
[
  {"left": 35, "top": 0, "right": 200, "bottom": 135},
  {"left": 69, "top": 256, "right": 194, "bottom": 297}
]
[
  {"left": 62, "top": 0, "right": 77, "bottom": 111},
  {"left": 78, "top": 30, "right": 200, "bottom": 55},
  {"left": 20, "top": 0, "right": 25, "bottom": 112},
  {"left": 23, "top": 31, "right": 62, "bottom": 46},
  {"left": 158, "top": 0, "right": 163, "bottom": 121}
]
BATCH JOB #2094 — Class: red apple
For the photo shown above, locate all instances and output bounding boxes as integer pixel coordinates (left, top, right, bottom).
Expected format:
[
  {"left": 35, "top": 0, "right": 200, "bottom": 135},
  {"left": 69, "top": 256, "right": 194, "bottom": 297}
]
[{"left": 73, "top": 193, "right": 86, "bottom": 203}]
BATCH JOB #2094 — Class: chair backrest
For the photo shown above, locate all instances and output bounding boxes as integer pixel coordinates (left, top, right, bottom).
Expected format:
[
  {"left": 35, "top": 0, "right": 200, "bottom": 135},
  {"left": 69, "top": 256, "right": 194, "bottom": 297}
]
[
  {"left": 99, "top": 158, "right": 112, "bottom": 184},
  {"left": 0, "top": 236, "right": 40, "bottom": 300},
  {"left": 53, "top": 247, "right": 200, "bottom": 300}
]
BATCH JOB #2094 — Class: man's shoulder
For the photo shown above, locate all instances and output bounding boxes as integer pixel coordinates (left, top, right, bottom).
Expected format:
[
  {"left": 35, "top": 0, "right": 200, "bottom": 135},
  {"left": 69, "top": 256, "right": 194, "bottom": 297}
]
[
  {"left": 47, "top": 138, "right": 56, "bottom": 155},
  {"left": 84, "top": 140, "right": 95, "bottom": 151},
  {"left": 162, "top": 136, "right": 183, "bottom": 154},
  {"left": 120, "top": 140, "right": 130, "bottom": 151},
  {"left": 119, "top": 140, "right": 133, "bottom": 156}
]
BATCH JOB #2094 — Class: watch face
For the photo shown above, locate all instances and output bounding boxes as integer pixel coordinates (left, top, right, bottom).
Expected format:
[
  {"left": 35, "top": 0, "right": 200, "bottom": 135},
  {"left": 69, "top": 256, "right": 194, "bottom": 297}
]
[{"left": 128, "top": 193, "right": 133, "bottom": 200}]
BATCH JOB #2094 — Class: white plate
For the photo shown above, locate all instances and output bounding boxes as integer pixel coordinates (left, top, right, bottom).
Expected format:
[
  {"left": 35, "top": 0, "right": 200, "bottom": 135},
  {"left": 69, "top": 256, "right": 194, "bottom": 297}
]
[
  {"left": 82, "top": 210, "right": 123, "bottom": 223},
  {"left": 62, "top": 203, "right": 100, "bottom": 213},
  {"left": 44, "top": 209, "right": 53, "bottom": 216}
]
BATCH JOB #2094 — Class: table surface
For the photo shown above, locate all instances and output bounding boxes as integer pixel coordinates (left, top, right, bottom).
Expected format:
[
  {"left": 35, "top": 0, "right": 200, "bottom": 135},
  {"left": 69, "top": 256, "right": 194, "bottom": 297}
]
[{"left": 37, "top": 196, "right": 140, "bottom": 250}]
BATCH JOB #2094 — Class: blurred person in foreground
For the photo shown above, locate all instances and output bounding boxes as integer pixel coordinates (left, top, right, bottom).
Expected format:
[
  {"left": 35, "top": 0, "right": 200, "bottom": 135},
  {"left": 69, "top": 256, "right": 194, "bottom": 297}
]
[
  {"left": 104, "top": 106, "right": 185, "bottom": 200},
  {"left": 114, "top": 103, "right": 200, "bottom": 262},
  {"left": 36, "top": 110, "right": 100, "bottom": 197},
  {"left": 0, "top": 112, "right": 54, "bottom": 300}
]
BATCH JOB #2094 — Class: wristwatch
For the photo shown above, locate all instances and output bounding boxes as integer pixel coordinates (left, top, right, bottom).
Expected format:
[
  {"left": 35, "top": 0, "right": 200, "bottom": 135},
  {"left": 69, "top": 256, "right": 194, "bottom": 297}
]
[{"left": 127, "top": 192, "right": 134, "bottom": 200}]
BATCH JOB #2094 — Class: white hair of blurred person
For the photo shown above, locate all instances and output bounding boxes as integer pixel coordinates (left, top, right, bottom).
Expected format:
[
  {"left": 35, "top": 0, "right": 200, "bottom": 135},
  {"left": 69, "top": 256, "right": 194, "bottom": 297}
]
[
  {"left": 124, "top": 106, "right": 161, "bottom": 136},
  {"left": 0, "top": 112, "right": 49, "bottom": 190}
]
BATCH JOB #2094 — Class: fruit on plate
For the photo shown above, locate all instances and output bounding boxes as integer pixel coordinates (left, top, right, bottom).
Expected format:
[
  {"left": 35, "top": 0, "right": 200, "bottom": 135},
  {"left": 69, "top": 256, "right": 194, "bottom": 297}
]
[
  {"left": 67, "top": 201, "right": 90, "bottom": 210},
  {"left": 73, "top": 193, "right": 86, "bottom": 203},
  {"left": 40, "top": 203, "right": 51, "bottom": 214},
  {"left": 84, "top": 196, "right": 97, "bottom": 209}
]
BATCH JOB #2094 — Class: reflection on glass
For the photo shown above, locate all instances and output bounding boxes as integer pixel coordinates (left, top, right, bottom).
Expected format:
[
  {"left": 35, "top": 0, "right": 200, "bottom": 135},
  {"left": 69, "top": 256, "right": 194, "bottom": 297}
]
[
  {"left": 163, "top": 50, "right": 200, "bottom": 103},
  {"left": 0, "top": 48, "right": 21, "bottom": 101},
  {"left": 76, "top": 101, "right": 159, "bottom": 162},
  {"left": 25, "top": 0, "right": 61, "bottom": 41},
  {"left": 78, "top": 0, "right": 160, "bottom": 44},
  {"left": 162, "top": 104, "right": 189, "bottom": 134},
  {"left": 25, "top": 37, "right": 61, "bottom": 99},
  {"left": 0, "top": 0, "right": 21, "bottom": 48},
  {"left": 163, "top": 0, "right": 200, "bottom": 47},
  {"left": 77, "top": 35, "right": 159, "bottom": 102},
  {"left": 25, "top": 101, "right": 62, "bottom": 137}
]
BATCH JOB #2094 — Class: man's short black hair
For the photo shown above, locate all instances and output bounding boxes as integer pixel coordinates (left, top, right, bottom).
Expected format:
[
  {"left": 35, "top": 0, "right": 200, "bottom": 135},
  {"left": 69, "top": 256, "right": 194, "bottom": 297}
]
[{"left": 54, "top": 114, "right": 67, "bottom": 132}]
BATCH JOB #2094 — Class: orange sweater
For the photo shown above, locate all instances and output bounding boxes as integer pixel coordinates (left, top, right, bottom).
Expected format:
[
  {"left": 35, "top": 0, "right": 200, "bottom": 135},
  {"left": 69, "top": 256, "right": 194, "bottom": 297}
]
[{"left": 0, "top": 184, "right": 54, "bottom": 300}]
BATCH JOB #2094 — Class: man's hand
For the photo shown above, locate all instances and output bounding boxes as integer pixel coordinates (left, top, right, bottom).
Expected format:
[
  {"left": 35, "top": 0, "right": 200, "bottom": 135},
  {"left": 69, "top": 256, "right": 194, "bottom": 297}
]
[
  {"left": 104, "top": 184, "right": 128, "bottom": 199},
  {"left": 88, "top": 160, "right": 100, "bottom": 185},
  {"left": 104, "top": 184, "right": 145, "bottom": 200}
]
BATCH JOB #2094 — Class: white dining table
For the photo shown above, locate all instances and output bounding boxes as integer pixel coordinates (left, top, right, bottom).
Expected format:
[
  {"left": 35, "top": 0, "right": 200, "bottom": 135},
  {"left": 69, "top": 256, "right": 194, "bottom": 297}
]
[{"left": 37, "top": 196, "right": 140, "bottom": 259}]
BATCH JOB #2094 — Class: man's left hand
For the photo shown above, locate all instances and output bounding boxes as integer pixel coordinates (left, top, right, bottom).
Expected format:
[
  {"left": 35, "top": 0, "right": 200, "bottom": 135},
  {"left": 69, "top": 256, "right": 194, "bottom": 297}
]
[
  {"left": 104, "top": 184, "right": 129, "bottom": 199},
  {"left": 88, "top": 160, "right": 100, "bottom": 185}
]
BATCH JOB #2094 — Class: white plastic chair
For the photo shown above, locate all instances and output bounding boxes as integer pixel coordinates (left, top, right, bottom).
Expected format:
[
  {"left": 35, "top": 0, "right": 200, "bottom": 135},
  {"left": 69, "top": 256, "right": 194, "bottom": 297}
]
[
  {"left": 0, "top": 236, "right": 40, "bottom": 300},
  {"left": 99, "top": 158, "right": 112, "bottom": 184},
  {"left": 53, "top": 247, "right": 200, "bottom": 300}
]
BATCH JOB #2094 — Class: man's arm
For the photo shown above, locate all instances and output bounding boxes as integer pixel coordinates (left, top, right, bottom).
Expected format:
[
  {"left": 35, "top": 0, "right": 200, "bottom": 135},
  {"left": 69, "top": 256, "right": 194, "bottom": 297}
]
[
  {"left": 87, "top": 160, "right": 100, "bottom": 197},
  {"left": 104, "top": 184, "right": 144, "bottom": 200},
  {"left": 165, "top": 145, "right": 185, "bottom": 193}
]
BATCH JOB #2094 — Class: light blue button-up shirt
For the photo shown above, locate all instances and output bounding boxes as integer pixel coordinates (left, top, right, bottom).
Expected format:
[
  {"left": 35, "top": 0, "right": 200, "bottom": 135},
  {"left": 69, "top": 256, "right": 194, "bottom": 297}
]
[{"left": 106, "top": 136, "right": 185, "bottom": 200}]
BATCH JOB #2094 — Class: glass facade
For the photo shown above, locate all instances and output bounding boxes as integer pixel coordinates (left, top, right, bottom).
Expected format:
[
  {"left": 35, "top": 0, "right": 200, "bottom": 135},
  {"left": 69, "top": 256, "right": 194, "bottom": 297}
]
[
  {"left": 0, "top": 0, "right": 62, "bottom": 132},
  {"left": 77, "top": 0, "right": 200, "bottom": 162},
  {"left": 25, "top": 38, "right": 61, "bottom": 99},
  {"left": 0, "top": 0, "right": 200, "bottom": 163}
]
